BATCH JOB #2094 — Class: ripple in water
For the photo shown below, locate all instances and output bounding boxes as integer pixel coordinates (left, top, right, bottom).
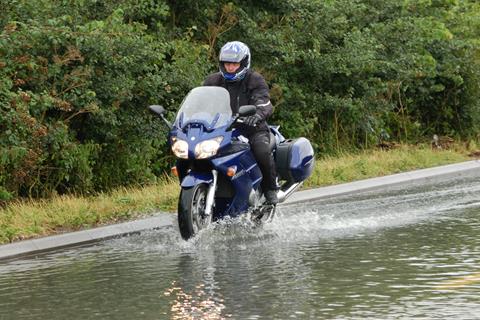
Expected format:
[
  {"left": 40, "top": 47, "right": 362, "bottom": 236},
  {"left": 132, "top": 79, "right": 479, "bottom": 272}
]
[{"left": 1, "top": 175, "right": 480, "bottom": 319}]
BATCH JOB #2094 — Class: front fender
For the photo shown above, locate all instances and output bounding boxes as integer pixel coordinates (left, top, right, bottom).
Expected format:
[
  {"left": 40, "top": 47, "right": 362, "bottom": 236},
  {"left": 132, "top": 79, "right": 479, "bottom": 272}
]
[{"left": 181, "top": 172, "right": 213, "bottom": 188}]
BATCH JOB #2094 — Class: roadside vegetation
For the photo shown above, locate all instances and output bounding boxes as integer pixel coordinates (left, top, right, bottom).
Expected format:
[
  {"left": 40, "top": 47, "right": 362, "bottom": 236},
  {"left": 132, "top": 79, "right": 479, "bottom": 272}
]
[
  {"left": 1, "top": 1, "right": 480, "bottom": 243},
  {"left": 0, "top": 143, "right": 475, "bottom": 244},
  {"left": 304, "top": 143, "right": 472, "bottom": 188}
]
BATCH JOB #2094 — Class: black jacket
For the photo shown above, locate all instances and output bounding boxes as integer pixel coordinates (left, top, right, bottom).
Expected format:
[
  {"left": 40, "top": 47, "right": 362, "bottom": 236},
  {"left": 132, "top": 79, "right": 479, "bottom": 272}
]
[{"left": 203, "top": 70, "right": 273, "bottom": 132}]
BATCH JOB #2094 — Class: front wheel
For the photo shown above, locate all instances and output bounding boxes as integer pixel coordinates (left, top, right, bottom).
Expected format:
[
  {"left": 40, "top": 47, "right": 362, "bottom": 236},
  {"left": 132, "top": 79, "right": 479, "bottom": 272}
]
[{"left": 178, "top": 183, "right": 212, "bottom": 240}]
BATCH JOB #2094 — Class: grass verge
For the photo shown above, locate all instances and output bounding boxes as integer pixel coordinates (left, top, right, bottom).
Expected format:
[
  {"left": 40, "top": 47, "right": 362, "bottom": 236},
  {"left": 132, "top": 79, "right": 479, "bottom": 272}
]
[
  {"left": 304, "top": 144, "right": 470, "bottom": 188},
  {"left": 0, "top": 176, "right": 179, "bottom": 244},
  {"left": 0, "top": 143, "right": 475, "bottom": 244}
]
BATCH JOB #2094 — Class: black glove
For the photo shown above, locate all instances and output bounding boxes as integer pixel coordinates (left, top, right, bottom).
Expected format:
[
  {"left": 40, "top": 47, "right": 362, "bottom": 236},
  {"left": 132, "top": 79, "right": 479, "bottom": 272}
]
[{"left": 244, "top": 114, "right": 263, "bottom": 127}]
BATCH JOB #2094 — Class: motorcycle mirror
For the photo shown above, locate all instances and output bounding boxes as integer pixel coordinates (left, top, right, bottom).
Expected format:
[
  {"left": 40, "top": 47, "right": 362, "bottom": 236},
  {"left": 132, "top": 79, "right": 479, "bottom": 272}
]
[
  {"left": 238, "top": 105, "right": 257, "bottom": 117},
  {"left": 149, "top": 105, "right": 166, "bottom": 116},
  {"left": 148, "top": 105, "right": 172, "bottom": 129}
]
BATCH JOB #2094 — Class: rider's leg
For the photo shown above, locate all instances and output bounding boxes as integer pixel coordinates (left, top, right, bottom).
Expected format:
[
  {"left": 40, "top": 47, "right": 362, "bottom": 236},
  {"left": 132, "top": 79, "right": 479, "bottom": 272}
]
[{"left": 249, "top": 130, "right": 278, "bottom": 204}]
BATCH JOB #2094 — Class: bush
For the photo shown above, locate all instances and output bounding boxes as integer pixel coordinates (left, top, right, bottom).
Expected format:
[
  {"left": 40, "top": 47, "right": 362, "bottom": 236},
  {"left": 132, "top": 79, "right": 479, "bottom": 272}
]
[
  {"left": 0, "top": 2, "right": 209, "bottom": 197},
  {"left": 0, "top": 0, "right": 479, "bottom": 200}
]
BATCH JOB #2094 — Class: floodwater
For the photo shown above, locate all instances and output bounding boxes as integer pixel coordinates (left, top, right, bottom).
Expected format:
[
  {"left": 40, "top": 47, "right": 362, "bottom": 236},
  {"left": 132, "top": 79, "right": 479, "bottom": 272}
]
[{"left": 1, "top": 174, "right": 480, "bottom": 319}]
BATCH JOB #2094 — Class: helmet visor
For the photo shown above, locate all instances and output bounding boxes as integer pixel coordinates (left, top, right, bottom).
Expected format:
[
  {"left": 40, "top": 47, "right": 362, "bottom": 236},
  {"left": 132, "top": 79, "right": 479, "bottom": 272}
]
[{"left": 219, "top": 50, "right": 244, "bottom": 63}]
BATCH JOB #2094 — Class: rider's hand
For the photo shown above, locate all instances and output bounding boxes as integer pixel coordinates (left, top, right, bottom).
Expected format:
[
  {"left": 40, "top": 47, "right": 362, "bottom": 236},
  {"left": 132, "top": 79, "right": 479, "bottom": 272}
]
[{"left": 244, "top": 114, "right": 263, "bottom": 127}]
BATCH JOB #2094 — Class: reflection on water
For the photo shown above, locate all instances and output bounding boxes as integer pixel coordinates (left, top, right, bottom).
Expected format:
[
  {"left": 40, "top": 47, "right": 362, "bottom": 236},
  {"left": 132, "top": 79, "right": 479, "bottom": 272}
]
[
  {"left": 436, "top": 272, "right": 480, "bottom": 290},
  {"left": 1, "top": 174, "right": 480, "bottom": 319},
  {"left": 165, "top": 281, "right": 230, "bottom": 320}
]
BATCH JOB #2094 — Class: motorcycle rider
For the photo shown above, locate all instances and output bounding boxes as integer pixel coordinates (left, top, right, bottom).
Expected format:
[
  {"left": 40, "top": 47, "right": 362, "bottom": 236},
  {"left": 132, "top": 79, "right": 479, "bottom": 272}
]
[{"left": 203, "top": 41, "right": 278, "bottom": 204}]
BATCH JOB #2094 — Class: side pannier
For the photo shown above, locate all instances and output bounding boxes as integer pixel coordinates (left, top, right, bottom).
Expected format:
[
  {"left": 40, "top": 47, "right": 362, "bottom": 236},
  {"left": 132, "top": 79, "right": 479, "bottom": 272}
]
[{"left": 275, "top": 137, "right": 314, "bottom": 183}]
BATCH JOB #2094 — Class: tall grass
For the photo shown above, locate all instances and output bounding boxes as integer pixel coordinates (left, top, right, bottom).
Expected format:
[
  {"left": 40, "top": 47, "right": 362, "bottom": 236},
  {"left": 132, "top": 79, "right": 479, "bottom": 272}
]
[
  {"left": 0, "top": 176, "right": 179, "bottom": 243},
  {"left": 305, "top": 144, "right": 470, "bottom": 188},
  {"left": 0, "top": 143, "right": 474, "bottom": 244}
]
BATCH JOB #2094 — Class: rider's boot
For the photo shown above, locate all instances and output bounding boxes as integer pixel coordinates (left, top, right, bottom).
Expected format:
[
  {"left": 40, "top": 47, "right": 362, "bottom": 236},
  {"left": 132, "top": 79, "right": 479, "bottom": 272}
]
[{"left": 265, "top": 189, "right": 278, "bottom": 205}]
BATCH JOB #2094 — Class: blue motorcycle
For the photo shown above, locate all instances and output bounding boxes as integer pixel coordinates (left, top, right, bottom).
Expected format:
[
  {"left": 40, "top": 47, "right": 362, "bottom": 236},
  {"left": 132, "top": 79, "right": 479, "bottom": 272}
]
[{"left": 149, "top": 86, "right": 314, "bottom": 240}]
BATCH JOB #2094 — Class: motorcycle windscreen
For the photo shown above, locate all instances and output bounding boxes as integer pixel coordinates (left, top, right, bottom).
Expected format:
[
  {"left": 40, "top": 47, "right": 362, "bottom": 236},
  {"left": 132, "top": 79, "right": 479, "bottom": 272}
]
[{"left": 175, "top": 86, "right": 232, "bottom": 130}]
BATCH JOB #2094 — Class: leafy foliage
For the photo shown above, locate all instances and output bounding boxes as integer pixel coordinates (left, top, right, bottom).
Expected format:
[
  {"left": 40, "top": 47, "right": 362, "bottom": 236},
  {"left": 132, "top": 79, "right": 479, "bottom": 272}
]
[{"left": 0, "top": 0, "right": 479, "bottom": 200}]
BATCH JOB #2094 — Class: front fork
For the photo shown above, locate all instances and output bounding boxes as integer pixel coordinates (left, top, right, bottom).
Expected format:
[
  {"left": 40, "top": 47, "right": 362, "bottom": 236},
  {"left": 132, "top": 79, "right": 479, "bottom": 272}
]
[{"left": 204, "top": 170, "right": 218, "bottom": 216}]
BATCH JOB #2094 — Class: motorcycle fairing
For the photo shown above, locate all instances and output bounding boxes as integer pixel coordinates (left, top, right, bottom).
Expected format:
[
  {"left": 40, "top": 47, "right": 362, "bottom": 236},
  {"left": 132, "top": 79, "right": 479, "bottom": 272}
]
[
  {"left": 211, "top": 149, "right": 262, "bottom": 216},
  {"left": 180, "top": 172, "right": 213, "bottom": 188}
]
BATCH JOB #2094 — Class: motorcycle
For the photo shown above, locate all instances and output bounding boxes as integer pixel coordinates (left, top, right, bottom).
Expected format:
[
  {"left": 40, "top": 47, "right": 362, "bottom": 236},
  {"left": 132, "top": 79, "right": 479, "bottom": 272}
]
[{"left": 149, "top": 86, "right": 314, "bottom": 240}]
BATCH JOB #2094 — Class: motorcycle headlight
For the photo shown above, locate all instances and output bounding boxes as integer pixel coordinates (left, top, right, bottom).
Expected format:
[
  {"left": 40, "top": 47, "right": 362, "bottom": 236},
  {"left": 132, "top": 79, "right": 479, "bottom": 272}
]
[
  {"left": 171, "top": 139, "right": 188, "bottom": 159},
  {"left": 194, "top": 137, "right": 223, "bottom": 159}
]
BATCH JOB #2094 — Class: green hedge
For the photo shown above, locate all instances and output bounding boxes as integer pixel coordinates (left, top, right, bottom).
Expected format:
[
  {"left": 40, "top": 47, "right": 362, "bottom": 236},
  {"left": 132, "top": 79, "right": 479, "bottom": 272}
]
[{"left": 1, "top": 0, "right": 479, "bottom": 200}]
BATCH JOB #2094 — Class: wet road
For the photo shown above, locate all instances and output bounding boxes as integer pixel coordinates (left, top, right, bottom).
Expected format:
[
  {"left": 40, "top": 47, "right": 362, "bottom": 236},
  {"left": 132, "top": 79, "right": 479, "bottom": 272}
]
[{"left": 1, "top": 173, "right": 480, "bottom": 319}]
